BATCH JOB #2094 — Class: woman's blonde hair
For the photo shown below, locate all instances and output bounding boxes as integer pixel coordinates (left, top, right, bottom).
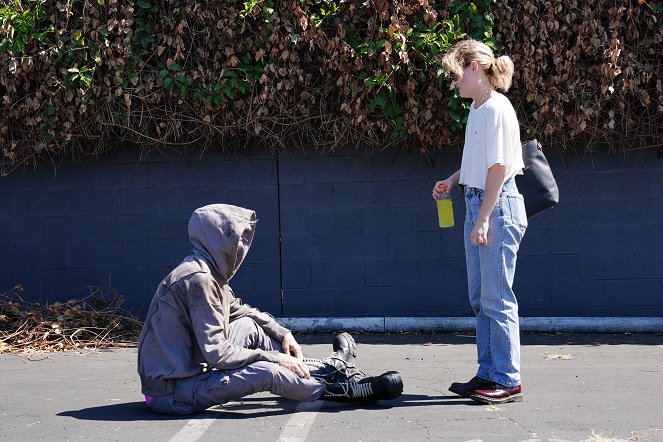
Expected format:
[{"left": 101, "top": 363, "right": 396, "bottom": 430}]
[{"left": 441, "top": 39, "right": 514, "bottom": 92}]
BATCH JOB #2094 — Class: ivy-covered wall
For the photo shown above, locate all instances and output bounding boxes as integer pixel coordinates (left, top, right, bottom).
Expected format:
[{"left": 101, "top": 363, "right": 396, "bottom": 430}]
[
  {"left": 1, "top": 0, "right": 661, "bottom": 175},
  {"left": 1, "top": 1, "right": 662, "bottom": 320}
]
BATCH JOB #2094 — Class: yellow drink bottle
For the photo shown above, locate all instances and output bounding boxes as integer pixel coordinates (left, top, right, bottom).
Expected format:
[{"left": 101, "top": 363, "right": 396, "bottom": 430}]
[{"left": 436, "top": 184, "right": 455, "bottom": 228}]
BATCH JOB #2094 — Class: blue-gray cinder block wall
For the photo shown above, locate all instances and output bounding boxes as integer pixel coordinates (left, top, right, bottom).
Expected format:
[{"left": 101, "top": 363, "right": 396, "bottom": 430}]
[{"left": 1, "top": 146, "right": 662, "bottom": 317}]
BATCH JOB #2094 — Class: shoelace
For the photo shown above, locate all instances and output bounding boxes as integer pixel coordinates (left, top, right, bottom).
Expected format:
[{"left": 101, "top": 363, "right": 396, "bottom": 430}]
[
  {"left": 350, "top": 382, "right": 373, "bottom": 398},
  {"left": 311, "top": 356, "right": 367, "bottom": 380},
  {"left": 325, "top": 381, "right": 374, "bottom": 398},
  {"left": 325, "top": 356, "right": 366, "bottom": 377}
]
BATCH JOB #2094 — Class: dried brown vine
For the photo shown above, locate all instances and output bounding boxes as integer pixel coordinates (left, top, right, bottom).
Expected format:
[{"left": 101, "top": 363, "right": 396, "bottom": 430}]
[
  {"left": 0, "top": 0, "right": 661, "bottom": 175},
  {"left": 0, "top": 285, "right": 142, "bottom": 355}
]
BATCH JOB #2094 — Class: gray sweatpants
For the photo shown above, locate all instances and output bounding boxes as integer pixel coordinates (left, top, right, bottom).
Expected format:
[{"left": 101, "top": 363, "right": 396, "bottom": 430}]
[{"left": 147, "top": 317, "right": 326, "bottom": 415}]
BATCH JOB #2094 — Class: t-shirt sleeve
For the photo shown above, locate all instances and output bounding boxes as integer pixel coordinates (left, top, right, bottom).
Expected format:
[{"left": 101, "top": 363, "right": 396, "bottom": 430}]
[{"left": 484, "top": 107, "right": 507, "bottom": 169}]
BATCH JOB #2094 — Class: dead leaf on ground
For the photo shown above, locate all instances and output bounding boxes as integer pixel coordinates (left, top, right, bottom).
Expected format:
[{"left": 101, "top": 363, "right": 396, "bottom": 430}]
[{"left": 544, "top": 354, "right": 573, "bottom": 360}]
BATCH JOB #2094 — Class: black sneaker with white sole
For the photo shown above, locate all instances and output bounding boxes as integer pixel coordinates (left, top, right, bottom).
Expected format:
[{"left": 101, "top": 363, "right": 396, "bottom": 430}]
[{"left": 320, "top": 371, "right": 403, "bottom": 403}]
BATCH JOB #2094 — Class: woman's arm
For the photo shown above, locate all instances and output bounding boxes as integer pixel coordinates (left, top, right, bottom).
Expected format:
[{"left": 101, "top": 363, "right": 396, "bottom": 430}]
[
  {"left": 432, "top": 168, "right": 461, "bottom": 200},
  {"left": 470, "top": 164, "right": 508, "bottom": 246}
]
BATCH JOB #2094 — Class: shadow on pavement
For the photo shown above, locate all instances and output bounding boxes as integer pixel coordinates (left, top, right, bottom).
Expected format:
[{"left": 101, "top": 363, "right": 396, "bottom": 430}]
[
  {"left": 394, "top": 393, "right": 476, "bottom": 407},
  {"left": 57, "top": 399, "right": 300, "bottom": 421},
  {"left": 58, "top": 402, "right": 178, "bottom": 421},
  {"left": 58, "top": 395, "right": 449, "bottom": 421}
]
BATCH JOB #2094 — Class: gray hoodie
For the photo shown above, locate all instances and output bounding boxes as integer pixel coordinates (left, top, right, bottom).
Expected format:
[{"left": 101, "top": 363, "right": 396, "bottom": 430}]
[{"left": 137, "top": 204, "right": 290, "bottom": 396}]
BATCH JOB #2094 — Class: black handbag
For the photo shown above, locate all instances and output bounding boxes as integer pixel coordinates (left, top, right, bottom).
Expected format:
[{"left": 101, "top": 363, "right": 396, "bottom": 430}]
[{"left": 515, "top": 139, "right": 559, "bottom": 218}]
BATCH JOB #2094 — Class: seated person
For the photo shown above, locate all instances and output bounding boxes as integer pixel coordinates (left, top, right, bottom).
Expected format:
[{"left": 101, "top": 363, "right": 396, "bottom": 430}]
[{"left": 137, "top": 204, "right": 403, "bottom": 415}]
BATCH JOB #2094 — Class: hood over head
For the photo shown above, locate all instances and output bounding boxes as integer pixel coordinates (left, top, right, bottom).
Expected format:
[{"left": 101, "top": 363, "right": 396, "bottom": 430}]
[{"left": 188, "top": 204, "right": 256, "bottom": 281}]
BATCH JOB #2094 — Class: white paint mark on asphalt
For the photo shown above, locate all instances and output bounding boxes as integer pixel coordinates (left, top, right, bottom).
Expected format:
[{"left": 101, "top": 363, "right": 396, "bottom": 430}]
[
  {"left": 277, "top": 400, "right": 323, "bottom": 442},
  {"left": 168, "top": 418, "right": 216, "bottom": 442}
]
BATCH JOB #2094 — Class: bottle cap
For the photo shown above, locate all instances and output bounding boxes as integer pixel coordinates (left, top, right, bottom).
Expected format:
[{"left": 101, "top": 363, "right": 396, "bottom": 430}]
[{"left": 437, "top": 184, "right": 447, "bottom": 191}]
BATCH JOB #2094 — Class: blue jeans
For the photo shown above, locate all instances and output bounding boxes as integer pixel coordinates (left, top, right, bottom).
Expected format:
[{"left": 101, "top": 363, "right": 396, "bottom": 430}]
[{"left": 464, "top": 178, "right": 527, "bottom": 387}]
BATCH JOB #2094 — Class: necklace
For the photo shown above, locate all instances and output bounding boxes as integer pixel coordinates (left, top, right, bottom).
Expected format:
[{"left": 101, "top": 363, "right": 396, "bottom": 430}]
[{"left": 476, "top": 87, "right": 492, "bottom": 108}]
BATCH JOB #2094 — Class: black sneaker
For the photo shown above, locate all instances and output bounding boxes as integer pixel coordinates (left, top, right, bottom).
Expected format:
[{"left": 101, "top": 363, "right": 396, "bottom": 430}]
[
  {"left": 322, "top": 332, "right": 364, "bottom": 380},
  {"left": 449, "top": 376, "right": 493, "bottom": 397},
  {"left": 320, "top": 371, "right": 403, "bottom": 403}
]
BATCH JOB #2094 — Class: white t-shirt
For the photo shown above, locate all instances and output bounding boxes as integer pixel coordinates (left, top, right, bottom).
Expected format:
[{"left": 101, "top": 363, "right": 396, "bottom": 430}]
[{"left": 459, "top": 92, "right": 524, "bottom": 190}]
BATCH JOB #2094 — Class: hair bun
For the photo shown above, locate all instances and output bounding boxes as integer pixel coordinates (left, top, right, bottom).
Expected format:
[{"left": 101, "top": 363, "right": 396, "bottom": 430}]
[{"left": 492, "top": 55, "right": 514, "bottom": 91}]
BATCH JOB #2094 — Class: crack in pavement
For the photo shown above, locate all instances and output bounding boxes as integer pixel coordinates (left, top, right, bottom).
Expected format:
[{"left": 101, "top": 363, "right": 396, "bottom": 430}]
[
  {"left": 408, "top": 418, "right": 433, "bottom": 440},
  {"left": 491, "top": 406, "right": 537, "bottom": 439}
]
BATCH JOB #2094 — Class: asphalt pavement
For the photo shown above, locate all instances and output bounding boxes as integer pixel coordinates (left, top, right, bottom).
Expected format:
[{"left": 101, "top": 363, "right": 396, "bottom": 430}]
[{"left": 1, "top": 333, "right": 662, "bottom": 442}]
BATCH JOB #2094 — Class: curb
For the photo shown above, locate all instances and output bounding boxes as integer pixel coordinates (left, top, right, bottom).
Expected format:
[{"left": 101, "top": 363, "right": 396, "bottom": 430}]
[{"left": 277, "top": 317, "right": 663, "bottom": 333}]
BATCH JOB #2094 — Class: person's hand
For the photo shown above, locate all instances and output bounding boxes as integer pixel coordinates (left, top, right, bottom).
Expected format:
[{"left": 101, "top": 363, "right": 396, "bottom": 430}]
[
  {"left": 278, "top": 353, "right": 310, "bottom": 379},
  {"left": 281, "top": 332, "right": 303, "bottom": 359},
  {"left": 432, "top": 178, "right": 455, "bottom": 200},
  {"left": 471, "top": 219, "right": 489, "bottom": 246}
]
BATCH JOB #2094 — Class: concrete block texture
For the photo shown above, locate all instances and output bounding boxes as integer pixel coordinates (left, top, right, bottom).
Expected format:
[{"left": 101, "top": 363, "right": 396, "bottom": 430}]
[
  {"left": 1, "top": 217, "right": 44, "bottom": 244},
  {"left": 0, "top": 146, "right": 662, "bottom": 318},
  {"left": 41, "top": 268, "right": 97, "bottom": 300},
  {"left": 93, "top": 163, "right": 147, "bottom": 188},
  {"left": 0, "top": 192, "right": 12, "bottom": 218},
  {"left": 0, "top": 270, "right": 42, "bottom": 295},
  {"left": 15, "top": 243, "right": 68, "bottom": 270},
  {"left": 14, "top": 190, "right": 69, "bottom": 217},
  {"left": 0, "top": 244, "right": 15, "bottom": 269},
  {"left": 66, "top": 189, "right": 121, "bottom": 216}
]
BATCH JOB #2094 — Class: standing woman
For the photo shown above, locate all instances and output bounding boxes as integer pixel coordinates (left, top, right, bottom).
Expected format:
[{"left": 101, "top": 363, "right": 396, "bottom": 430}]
[{"left": 432, "top": 39, "right": 527, "bottom": 405}]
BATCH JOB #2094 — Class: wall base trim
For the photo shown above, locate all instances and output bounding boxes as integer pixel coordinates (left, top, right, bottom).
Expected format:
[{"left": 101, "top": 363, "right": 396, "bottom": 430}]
[{"left": 277, "top": 317, "right": 663, "bottom": 333}]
